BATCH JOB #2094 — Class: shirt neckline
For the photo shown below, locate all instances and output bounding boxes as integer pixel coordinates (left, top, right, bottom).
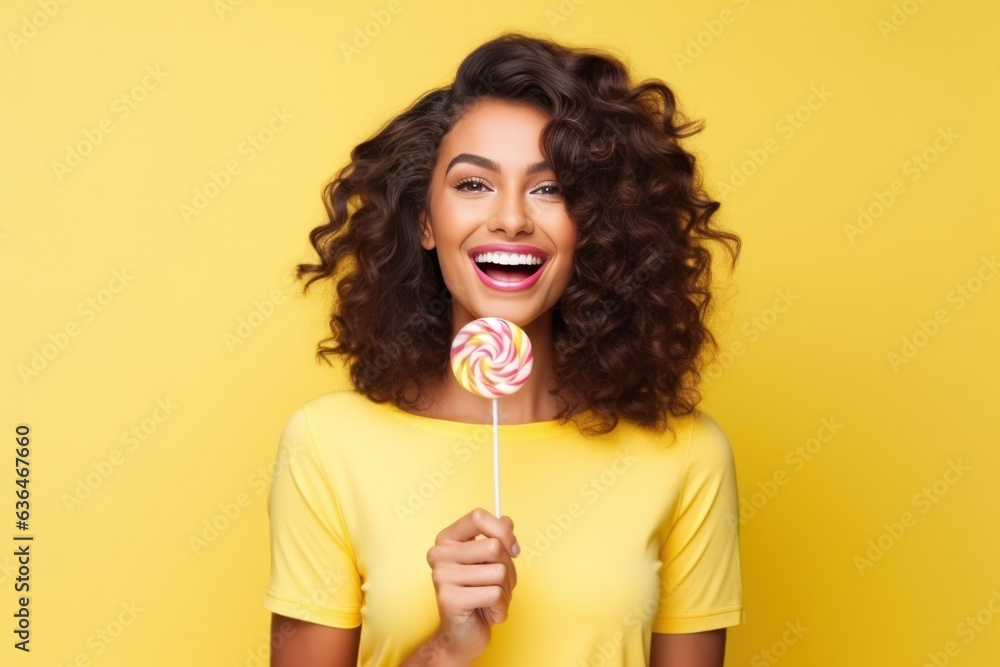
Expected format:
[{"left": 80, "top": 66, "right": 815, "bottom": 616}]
[{"left": 368, "top": 398, "right": 590, "bottom": 441}]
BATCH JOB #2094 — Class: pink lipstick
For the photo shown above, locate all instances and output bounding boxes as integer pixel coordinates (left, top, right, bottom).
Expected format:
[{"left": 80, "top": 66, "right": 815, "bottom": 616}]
[{"left": 468, "top": 243, "right": 549, "bottom": 292}]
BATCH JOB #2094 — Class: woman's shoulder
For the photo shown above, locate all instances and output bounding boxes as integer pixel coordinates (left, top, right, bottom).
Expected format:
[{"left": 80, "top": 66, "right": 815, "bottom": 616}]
[
  {"left": 275, "top": 390, "right": 367, "bottom": 434},
  {"left": 632, "top": 407, "right": 736, "bottom": 463},
  {"left": 682, "top": 407, "right": 738, "bottom": 469},
  {"left": 296, "top": 388, "right": 378, "bottom": 427},
  {"left": 300, "top": 388, "right": 367, "bottom": 412},
  {"left": 277, "top": 390, "right": 382, "bottom": 453},
  {"left": 614, "top": 406, "right": 733, "bottom": 458}
]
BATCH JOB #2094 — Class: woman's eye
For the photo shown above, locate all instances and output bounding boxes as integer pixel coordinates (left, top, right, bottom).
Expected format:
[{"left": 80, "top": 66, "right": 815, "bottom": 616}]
[
  {"left": 536, "top": 184, "right": 561, "bottom": 196},
  {"left": 455, "top": 178, "right": 489, "bottom": 192}
]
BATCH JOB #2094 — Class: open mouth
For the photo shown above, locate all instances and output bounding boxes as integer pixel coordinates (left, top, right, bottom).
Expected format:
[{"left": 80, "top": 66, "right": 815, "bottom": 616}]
[
  {"left": 467, "top": 247, "right": 550, "bottom": 291},
  {"left": 473, "top": 257, "right": 545, "bottom": 283}
]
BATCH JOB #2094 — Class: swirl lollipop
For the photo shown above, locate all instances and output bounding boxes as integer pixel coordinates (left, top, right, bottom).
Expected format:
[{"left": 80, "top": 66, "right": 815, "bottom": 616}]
[{"left": 450, "top": 317, "right": 533, "bottom": 516}]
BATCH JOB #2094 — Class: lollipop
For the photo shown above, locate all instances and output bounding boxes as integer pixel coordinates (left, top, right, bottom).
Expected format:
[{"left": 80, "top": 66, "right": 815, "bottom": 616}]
[{"left": 450, "top": 317, "right": 533, "bottom": 517}]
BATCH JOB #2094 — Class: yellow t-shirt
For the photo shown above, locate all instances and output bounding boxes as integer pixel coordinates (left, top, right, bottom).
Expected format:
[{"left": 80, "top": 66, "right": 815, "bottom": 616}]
[{"left": 263, "top": 389, "right": 745, "bottom": 665}]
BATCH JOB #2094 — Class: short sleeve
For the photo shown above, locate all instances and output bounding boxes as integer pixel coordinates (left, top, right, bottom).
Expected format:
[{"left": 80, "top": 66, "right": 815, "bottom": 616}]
[
  {"left": 653, "top": 412, "right": 746, "bottom": 633},
  {"left": 263, "top": 404, "right": 363, "bottom": 628}
]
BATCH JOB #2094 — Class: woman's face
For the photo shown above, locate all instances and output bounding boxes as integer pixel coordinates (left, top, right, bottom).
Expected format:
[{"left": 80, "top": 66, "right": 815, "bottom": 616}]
[{"left": 419, "top": 98, "right": 577, "bottom": 329}]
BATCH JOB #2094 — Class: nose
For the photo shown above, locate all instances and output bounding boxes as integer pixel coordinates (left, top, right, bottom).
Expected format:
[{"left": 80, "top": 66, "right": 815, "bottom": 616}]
[{"left": 487, "top": 187, "right": 535, "bottom": 237}]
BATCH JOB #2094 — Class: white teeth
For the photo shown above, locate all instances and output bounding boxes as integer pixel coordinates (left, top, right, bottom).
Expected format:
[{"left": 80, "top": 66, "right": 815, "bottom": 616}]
[{"left": 473, "top": 251, "right": 544, "bottom": 266}]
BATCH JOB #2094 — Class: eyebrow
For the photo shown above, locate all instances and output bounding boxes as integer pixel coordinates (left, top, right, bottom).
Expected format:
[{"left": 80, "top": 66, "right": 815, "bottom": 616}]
[{"left": 444, "top": 153, "right": 553, "bottom": 177}]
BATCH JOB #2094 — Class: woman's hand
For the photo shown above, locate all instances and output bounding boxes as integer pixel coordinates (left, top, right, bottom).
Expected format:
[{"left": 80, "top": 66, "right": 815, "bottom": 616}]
[{"left": 423, "top": 507, "right": 520, "bottom": 664}]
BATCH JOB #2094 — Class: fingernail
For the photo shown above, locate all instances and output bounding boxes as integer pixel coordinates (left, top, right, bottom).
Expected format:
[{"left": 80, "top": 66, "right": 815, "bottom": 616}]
[{"left": 512, "top": 540, "right": 521, "bottom": 557}]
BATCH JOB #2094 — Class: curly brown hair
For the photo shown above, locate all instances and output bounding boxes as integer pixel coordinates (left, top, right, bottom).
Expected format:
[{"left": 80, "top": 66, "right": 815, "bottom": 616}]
[{"left": 295, "top": 31, "right": 741, "bottom": 437}]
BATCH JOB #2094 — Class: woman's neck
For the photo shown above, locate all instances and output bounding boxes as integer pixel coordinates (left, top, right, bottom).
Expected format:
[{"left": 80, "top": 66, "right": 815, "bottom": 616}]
[{"left": 416, "top": 367, "right": 564, "bottom": 424}]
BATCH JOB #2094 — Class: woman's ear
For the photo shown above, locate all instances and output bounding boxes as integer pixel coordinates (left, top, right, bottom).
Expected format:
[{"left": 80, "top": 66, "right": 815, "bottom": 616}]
[{"left": 418, "top": 210, "right": 436, "bottom": 250}]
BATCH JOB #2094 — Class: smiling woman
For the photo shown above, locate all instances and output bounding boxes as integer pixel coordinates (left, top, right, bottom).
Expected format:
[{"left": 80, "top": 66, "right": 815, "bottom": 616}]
[{"left": 264, "top": 31, "right": 745, "bottom": 667}]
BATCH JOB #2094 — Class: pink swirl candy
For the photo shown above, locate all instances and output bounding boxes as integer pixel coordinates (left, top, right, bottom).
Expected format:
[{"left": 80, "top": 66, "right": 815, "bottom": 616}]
[{"left": 450, "top": 317, "right": 533, "bottom": 398}]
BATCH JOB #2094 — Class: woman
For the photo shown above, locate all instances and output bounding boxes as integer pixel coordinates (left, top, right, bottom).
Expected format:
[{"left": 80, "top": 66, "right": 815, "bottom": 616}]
[{"left": 264, "top": 31, "right": 744, "bottom": 666}]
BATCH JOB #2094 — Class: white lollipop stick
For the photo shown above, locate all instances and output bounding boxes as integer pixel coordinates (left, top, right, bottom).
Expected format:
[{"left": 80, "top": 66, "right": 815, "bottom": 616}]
[{"left": 493, "top": 398, "right": 500, "bottom": 517}]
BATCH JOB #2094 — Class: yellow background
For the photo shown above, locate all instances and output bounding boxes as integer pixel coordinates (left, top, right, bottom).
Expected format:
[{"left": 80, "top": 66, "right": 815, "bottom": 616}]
[{"left": 3, "top": 0, "right": 998, "bottom": 664}]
